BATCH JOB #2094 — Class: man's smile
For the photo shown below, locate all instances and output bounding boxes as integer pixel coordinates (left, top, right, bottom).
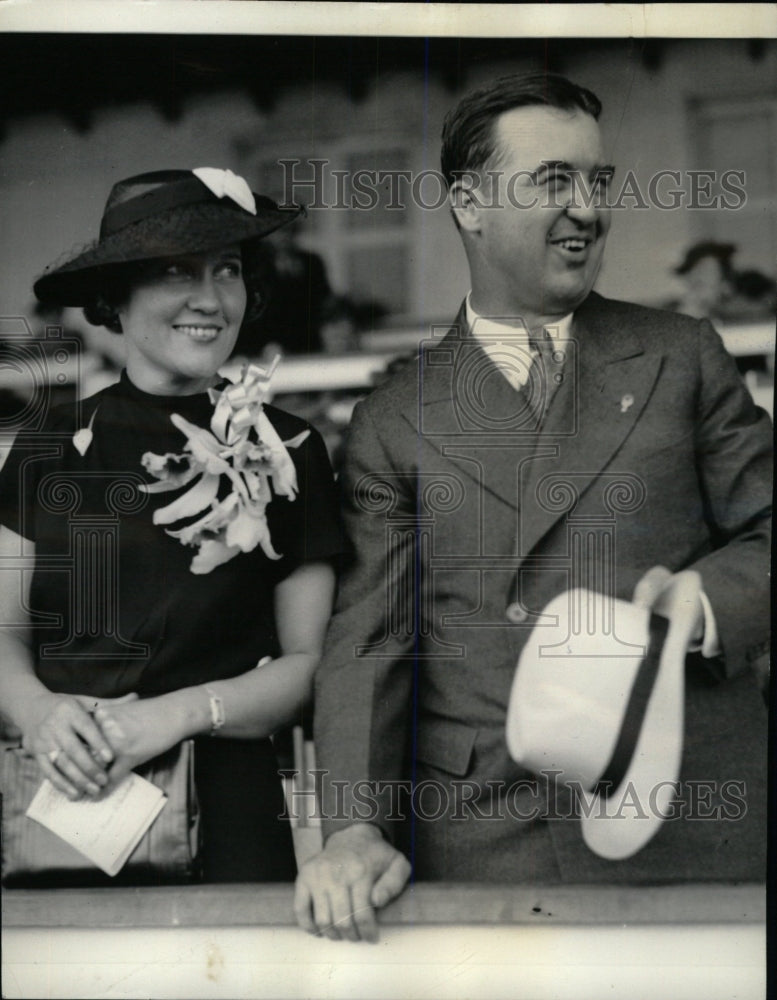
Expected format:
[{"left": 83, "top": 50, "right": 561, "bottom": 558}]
[
  {"left": 549, "top": 236, "right": 591, "bottom": 252},
  {"left": 546, "top": 227, "right": 600, "bottom": 264}
]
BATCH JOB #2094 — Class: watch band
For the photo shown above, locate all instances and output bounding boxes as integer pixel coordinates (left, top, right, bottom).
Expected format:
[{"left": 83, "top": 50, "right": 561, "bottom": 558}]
[{"left": 204, "top": 686, "right": 225, "bottom": 736}]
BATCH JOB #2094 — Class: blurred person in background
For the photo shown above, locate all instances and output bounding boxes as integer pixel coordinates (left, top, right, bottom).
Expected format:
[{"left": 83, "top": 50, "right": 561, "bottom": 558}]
[
  {"left": 319, "top": 295, "right": 388, "bottom": 356},
  {"left": 666, "top": 240, "right": 736, "bottom": 321},
  {"left": 235, "top": 217, "right": 334, "bottom": 359},
  {"left": 721, "top": 268, "right": 777, "bottom": 321}
]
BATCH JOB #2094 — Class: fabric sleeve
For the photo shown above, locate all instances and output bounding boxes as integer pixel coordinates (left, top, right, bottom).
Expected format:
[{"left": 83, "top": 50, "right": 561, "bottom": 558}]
[
  {"left": 313, "top": 399, "right": 418, "bottom": 843},
  {"left": 265, "top": 423, "right": 346, "bottom": 580},
  {"left": 689, "top": 320, "right": 772, "bottom": 679}
]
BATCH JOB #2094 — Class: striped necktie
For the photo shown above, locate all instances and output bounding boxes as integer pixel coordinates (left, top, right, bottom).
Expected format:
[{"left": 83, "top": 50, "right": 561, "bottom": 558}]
[{"left": 527, "top": 332, "right": 566, "bottom": 427}]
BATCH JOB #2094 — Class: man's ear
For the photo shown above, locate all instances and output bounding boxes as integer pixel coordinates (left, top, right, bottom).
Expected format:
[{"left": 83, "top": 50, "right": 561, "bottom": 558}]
[{"left": 448, "top": 175, "right": 485, "bottom": 234}]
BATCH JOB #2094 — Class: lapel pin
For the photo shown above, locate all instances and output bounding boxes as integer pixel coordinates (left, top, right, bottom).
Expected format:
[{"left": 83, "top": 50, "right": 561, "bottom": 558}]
[{"left": 620, "top": 394, "right": 634, "bottom": 414}]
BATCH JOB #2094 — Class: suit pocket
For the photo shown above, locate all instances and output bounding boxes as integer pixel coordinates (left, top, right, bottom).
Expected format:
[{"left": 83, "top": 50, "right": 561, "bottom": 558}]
[{"left": 413, "top": 717, "right": 477, "bottom": 777}]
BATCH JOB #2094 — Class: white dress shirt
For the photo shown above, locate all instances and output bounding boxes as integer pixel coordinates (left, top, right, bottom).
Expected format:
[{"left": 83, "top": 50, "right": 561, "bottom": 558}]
[{"left": 466, "top": 294, "right": 573, "bottom": 391}]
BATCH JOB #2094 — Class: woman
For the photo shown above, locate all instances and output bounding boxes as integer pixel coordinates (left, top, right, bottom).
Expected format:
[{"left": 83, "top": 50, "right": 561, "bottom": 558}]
[{"left": 0, "top": 168, "right": 342, "bottom": 883}]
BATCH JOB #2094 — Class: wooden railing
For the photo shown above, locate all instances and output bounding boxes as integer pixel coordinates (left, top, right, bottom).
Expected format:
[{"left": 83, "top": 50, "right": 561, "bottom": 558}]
[
  {"left": 2, "top": 882, "right": 766, "bottom": 999},
  {"left": 3, "top": 880, "right": 764, "bottom": 928}
]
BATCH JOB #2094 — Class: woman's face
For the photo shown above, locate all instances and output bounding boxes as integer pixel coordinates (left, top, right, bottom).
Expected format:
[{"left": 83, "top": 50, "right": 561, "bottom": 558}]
[{"left": 117, "top": 245, "right": 247, "bottom": 394}]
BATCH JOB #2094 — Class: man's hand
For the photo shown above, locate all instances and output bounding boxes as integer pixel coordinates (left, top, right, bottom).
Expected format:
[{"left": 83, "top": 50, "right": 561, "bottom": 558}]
[
  {"left": 632, "top": 566, "right": 704, "bottom": 647},
  {"left": 294, "top": 823, "right": 411, "bottom": 943}
]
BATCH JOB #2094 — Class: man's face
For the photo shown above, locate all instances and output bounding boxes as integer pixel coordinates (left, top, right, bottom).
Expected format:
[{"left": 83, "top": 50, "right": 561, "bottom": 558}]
[{"left": 465, "top": 105, "right": 612, "bottom": 325}]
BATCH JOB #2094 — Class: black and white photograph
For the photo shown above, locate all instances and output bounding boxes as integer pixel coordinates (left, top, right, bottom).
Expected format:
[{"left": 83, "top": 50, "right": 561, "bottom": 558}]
[{"left": 0, "top": 3, "right": 773, "bottom": 998}]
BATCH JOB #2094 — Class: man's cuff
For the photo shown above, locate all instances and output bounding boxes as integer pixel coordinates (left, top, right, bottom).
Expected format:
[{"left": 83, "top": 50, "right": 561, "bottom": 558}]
[{"left": 687, "top": 590, "right": 720, "bottom": 657}]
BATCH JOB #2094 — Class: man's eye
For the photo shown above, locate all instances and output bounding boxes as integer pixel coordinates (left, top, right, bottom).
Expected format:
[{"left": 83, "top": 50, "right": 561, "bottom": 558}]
[
  {"left": 594, "top": 172, "right": 613, "bottom": 191},
  {"left": 544, "top": 172, "right": 572, "bottom": 189}
]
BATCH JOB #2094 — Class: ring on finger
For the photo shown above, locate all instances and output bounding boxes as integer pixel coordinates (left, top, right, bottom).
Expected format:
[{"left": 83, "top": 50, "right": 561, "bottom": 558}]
[{"left": 47, "top": 749, "right": 61, "bottom": 765}]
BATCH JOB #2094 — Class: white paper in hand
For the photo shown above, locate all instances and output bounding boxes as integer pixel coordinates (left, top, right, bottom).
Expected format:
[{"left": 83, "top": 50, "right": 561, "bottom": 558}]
[{"left": 26, "top": 772, "right": 167, "bottom": 877}]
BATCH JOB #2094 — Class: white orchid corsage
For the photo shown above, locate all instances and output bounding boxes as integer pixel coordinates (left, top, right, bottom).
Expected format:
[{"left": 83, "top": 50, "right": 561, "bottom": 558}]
[{"left": 139, "top": 357, "right": 309, "bottom": 575}]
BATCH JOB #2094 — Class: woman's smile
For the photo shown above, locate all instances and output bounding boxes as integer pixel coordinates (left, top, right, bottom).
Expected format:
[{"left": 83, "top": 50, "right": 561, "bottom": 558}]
[{"left": 173, "top": 323, "right": 224, "bottom": 343}]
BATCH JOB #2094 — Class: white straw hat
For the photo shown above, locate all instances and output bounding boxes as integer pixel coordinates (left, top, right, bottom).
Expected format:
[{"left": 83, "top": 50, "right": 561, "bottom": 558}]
[{"left": 506, "top": 574, "right": 701, "bottom": 860}]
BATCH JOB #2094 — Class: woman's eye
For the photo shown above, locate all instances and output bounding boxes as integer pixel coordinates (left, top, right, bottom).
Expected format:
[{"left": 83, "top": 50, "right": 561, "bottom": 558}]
[
  {"left": 163, "top": 263, "right": 192, "bottom": 280},
  {"left": 216, "top": 262, "right": 242, "bottom": 279}
]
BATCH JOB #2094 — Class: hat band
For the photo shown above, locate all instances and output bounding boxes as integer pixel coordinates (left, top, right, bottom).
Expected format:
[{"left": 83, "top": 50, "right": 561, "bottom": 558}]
[
  {"left": 100, "top": 175, "right": 230, "bottom": 238},
  {"left": 593, "top": 613, "right": 669, "bottom": 798}
]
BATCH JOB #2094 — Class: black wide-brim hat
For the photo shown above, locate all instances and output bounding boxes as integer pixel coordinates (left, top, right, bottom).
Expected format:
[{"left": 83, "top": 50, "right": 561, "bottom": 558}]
[{"left": 34, "top": 168, "right": 304, "bottom": 306}]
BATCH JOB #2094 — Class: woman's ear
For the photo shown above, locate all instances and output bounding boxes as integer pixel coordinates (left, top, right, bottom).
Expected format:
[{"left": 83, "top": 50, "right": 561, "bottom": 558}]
[
  {"left": 110, "top": 302, "right": 125, "bottom": 334},
  {"left": 242, "top": 288, "right": 266, "bottom": 325}
]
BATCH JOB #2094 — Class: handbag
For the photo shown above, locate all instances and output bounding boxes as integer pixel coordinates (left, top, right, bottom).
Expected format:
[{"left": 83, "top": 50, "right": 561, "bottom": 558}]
[{"left": 0, "top": 740, "right": 201, "bottom": 887}]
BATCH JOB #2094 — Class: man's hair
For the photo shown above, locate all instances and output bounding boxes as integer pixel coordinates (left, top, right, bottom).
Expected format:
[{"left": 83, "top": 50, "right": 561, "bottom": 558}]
[{"left": 440, "top": 72, "right": 602, "bottom": 188}]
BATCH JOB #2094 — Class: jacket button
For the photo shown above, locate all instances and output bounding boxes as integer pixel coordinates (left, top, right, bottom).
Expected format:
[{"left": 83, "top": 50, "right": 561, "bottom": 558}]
[{"left": 506, "top": 603, "right": 528, "bottom": 623}]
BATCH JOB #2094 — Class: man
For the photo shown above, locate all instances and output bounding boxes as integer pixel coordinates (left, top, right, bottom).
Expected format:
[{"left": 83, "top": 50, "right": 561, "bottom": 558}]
[{"left": 294, "top": 74, "right": 771, "bottom": 941}]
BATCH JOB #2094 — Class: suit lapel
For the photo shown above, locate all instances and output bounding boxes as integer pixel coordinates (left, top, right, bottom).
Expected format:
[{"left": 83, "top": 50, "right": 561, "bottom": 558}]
[
  {"left": 415, "top": 295, "right": 665, "bottom": 555},
  {"left": 419, "top": 305, "right": 538, "bottom": 513},
  {"left": 517, "top": 296, "right": 663, "bottom": 557}
]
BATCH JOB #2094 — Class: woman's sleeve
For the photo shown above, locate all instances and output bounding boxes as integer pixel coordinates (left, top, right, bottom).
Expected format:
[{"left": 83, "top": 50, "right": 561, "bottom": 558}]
[{"left": 266, "top": 424, "right": 347, "bottom": 578}]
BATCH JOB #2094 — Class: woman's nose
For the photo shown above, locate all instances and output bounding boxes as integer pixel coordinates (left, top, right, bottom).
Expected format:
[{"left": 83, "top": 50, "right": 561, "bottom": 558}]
[{"left": 187, "top": 271, "right": 220, "bottom": 312}]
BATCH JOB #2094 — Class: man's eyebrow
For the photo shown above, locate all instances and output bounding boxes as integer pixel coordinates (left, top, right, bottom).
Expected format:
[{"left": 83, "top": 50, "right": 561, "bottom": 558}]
[
  {"left": 527, "top": 160, "right": 616, "bottom": 181},
  {"left": 527, "top": 160, "right": 568, "bottom": 181}
]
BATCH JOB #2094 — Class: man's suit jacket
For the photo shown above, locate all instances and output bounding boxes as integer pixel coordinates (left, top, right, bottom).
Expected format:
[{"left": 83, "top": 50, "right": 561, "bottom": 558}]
[{"left": 315, "top": 292, "right": 771, "bottom": 883}]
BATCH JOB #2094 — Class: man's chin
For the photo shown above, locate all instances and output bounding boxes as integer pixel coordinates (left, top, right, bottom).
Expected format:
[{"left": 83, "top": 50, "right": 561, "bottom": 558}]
[
  {"left": 548, "top": 254, "right": 604, "bottom": 306},
  {"left": 544, "top": 285, "right": 594, "bottom": 317}
]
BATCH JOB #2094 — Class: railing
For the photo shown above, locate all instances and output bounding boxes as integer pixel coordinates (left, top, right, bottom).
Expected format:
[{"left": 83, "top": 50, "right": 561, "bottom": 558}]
[
  {"left": 2, "top": 882, "right": 765, "bottom": 999},
  {"left": 1, "top": 319, "right": 773, "bottom": 396}
]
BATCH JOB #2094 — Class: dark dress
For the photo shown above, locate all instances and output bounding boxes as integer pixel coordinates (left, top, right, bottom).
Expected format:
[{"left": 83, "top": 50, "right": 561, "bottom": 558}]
[{"left": 0, "top": 370, "right": 344, "bottom": 882}]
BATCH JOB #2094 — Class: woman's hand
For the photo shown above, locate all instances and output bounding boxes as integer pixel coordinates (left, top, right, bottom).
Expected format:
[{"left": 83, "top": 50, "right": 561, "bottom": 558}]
[
  {"left": 93, "top": 695, "right": 191, "bottom": 786},
  {"left": 21, "top": 691, "right": 136, "bottom": 800}
]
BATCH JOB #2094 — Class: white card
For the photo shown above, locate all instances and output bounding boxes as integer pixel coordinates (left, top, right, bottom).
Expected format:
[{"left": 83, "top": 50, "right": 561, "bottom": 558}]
[{"left": 26, "top": 772, "right": 167, "bottom": 877}]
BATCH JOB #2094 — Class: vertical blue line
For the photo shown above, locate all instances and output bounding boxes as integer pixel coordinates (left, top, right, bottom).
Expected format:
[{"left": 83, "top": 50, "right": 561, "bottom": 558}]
[{"left": 409, "top": 33, "right": 433, "bottom": 887}]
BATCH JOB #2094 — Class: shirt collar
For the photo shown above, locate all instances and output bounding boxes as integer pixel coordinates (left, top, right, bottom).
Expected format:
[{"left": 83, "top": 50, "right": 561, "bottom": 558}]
[{"left": 465, "top": 292, "right": 573, "bottom": 344}]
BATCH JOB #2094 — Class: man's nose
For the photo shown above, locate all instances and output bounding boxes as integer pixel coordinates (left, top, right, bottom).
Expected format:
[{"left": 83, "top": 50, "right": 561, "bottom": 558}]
[{"left": 563, "top": 177, "right": 604, "bottom": 226}]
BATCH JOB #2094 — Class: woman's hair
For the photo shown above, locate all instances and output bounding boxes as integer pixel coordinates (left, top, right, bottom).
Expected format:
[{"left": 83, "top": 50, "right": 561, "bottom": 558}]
[{"left": 82, "top": 244, "right": 269, "bottom": 334}]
